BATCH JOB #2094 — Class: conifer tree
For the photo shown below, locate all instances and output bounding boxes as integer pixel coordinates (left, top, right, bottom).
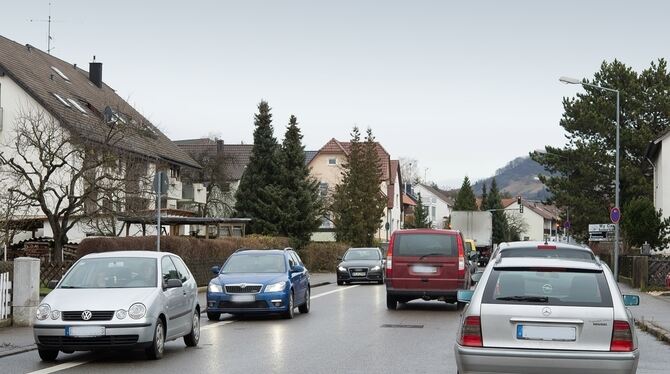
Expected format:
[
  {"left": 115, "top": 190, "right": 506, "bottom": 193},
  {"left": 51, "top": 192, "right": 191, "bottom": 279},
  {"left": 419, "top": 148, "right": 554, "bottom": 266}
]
[
  {"left": 480, "top": 182, "right": 488, "bottom": 211},
  {"left": 413, "top": 193, "right": 431, "bottom": 228},
  {"left": 453, "top": 176, "right": 477, "bottom": 211},
  {"left": 486, "top": 178, "right": 509, "bottom": 244}
]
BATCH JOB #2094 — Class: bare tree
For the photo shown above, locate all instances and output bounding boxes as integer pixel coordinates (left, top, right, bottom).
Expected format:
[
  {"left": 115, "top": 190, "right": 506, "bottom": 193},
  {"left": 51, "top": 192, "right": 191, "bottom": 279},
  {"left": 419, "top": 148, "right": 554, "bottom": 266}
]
[
  {"left": 399, "top": 157, "right": 420, "bottom": 186},
  {"left": 182, "top": 148, "right": 234, "bottom": 217},
  {"left": 0, "top": 188, "right": 31, "bottom": 258},
  {"left": 0, "top": 107, "right": 151, "bottom": 262},
  {"left": 505, "top": 211, "right": 529, "bottom": 241}
]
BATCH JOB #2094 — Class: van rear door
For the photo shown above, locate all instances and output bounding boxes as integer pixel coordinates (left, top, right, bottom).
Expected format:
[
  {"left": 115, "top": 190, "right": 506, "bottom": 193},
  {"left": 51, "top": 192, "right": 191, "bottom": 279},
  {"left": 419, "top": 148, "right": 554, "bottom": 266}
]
[{"left": 390, "top": 232, "right": 459, "bottom": 291}]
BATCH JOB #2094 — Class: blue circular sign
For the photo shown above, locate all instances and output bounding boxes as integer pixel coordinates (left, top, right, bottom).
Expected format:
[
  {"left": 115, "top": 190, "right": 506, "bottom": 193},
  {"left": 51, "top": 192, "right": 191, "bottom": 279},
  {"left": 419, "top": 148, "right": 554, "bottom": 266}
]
[
  {"left": 610, "top": 207, "right": 621, "bottom": 224},
  {"left": 564, "top": 220, "right": 571, "bottom": 229}
]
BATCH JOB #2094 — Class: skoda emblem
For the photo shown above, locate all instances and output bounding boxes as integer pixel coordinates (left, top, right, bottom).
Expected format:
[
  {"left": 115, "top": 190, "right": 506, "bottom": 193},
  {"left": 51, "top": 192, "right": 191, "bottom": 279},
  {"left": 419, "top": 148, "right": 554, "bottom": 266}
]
[
  {"left": 240, "top": 284, "right": 247, "bottom": 289},
  {"left": 542, "top": 307, "right": 552, "bottom": 317},
  {"left": 81, "top": 310, "right": 92, "bottom": 321}
]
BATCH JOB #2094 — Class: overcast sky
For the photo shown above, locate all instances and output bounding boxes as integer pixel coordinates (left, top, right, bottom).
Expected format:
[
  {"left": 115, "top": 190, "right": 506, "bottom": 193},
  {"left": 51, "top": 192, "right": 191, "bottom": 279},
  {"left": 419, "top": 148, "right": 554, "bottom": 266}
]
[{"left": 2, "top": 1, "right": 668, "bottom": 188}]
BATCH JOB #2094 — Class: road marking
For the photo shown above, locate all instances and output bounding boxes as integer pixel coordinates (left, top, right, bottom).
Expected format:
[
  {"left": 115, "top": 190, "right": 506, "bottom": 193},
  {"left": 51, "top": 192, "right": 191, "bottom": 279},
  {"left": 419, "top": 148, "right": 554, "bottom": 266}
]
[
  {"left": 201, "top": 319, "right": 235, "bottom": 331},
  {"left": 27, "top": 360, "right": 89, "bottom": 374},
  {"left": 311, "top": 285, "right": 359, "bottom": 299}
]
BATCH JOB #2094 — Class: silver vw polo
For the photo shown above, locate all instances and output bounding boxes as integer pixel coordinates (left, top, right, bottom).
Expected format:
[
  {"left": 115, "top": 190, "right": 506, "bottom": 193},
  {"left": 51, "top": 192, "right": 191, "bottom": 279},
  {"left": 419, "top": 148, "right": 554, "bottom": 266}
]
[
  {"left": 454, "top": 256, "right": 640, "bottom": 374},
  {"left": 33, "top": 251, "right": 200, "bottom": 361}
]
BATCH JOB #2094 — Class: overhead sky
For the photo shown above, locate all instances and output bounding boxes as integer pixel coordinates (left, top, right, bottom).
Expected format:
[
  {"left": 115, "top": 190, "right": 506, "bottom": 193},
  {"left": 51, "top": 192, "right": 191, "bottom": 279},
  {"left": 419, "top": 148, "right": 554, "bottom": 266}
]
[{"left": 1, "top": 1, "right": 668, "bottom": 188}]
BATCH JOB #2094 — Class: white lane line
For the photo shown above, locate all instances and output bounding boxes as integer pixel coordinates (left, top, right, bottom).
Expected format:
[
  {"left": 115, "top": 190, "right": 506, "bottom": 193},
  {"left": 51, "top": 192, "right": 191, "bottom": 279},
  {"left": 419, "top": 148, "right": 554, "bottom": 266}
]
[
  {"left": 201, "top": 319, "right": 235, "bottom": 331},
  {"left": 27, "top": 361, "right": 90, "bottom": 374},
  {"left": 311, "top": 285, "right": 359, "bottom": 299}
]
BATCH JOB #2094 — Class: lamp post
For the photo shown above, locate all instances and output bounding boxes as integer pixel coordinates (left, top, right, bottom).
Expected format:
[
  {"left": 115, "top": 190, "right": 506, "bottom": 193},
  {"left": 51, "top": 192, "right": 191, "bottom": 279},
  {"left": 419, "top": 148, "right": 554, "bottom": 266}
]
[{"left": 559, "top": 76, "right": 620, "bottom": 280}]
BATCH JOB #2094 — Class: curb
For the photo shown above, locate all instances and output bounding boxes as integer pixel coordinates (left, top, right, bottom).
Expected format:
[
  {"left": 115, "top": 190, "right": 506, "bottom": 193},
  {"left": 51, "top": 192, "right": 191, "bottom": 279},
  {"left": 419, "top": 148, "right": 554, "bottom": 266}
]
[
  {"left": 0, "top": 344, "right": 37, "bottom": 359},
  {"left": 635, "top": 318, "right": 670, "bottom": 345},
  {"left": 311, "top": 281, "right": 330, "bottom": 288}
]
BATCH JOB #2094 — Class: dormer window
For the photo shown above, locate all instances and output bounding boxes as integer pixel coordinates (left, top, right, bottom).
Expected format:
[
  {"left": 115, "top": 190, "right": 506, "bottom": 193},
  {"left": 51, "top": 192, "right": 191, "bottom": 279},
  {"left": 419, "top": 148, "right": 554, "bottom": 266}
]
[
  {"left": 328, "top": 158, "right": 337, "bottom": 165},
  {"left": 51, "top": 66, "right": 70, "bottom": 81}
]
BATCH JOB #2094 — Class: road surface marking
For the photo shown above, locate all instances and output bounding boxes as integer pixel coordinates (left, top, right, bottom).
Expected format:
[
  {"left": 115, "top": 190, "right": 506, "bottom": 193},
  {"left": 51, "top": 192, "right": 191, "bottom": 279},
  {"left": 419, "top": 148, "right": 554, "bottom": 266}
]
[
  {"left": 311, "top": 285, "right": 359, "bottom": 299},
  {"left": 201, "top": 319, "right": 235, "bottom": 331},
  {"left": 27, "top": 360, "right": 89, "bottom": 374}
]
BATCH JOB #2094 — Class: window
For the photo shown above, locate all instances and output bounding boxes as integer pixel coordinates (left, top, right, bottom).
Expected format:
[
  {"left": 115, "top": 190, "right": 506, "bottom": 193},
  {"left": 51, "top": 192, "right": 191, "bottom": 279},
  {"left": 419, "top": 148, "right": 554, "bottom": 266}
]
[
  {"left": 51, "top": 66, "right": 70, "bottom": 81},
  {"left": 431, "top": 206, "right": 436, "bottom": 219},
  {"left": 170, "top": 166, "right": 180, "bottom": 179},
  {"left": 170, "top": 256, "right": 191, "bottom": 282},
  {"left": 328, "top": 158, "right": 337, "bottom": 165},
  {"left": 393, "top": 233, "right": 458, "bottom": 257},
  {"left": 161, "top": 256, "right": 180, "bottom": 284},
  {"left": 52, "top": 93, "right": 71, "bottom": 108},
  {"left": 319, "top": 182, "right": 329, "bottom": 197},
  {"left": 67, "top": 98, "right": 87, "bottom": 114}
]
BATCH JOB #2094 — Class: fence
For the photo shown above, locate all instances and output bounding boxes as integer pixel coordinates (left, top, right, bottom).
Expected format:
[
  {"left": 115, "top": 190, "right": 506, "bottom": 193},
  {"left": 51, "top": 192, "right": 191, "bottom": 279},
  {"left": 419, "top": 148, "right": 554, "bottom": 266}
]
[
  {"left": 40, "top": 261, "right": 75, "bottom": 287},
  {"left": 1, "top": 272, "right": 11, "bottom": 320}
]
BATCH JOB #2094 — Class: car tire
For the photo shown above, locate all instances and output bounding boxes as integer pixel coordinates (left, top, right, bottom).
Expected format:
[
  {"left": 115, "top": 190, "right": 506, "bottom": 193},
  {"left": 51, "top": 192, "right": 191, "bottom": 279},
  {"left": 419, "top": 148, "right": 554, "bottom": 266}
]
[
  {"left": 183, "top": 310, "right": 200, "bottom": 347},
  {"left": 207, "top": 311, "right": 221, "bottom": 321},
  {"left": 298, "top": 287, "right": 310, "bottom": 314},
  {"left": 337, "top": 280, "right": 343, "bottom": 286},
  {"left": 456, "top": 301, "right": 466, "bottom": 311},
  {"left": 284, "top": 291, "right": 295, "bottom": 319},
  {"left": 145, "top": 318, "right": 165, "bottom": 360},
  {"left": 378, "top": 279, "right": 384, "bottom": 284},
  {"left": 38, "top": 348, "right": 58, "bottom": 362},
  {"left": 386, "top": 295, "right": 397, "bottom": 310}
]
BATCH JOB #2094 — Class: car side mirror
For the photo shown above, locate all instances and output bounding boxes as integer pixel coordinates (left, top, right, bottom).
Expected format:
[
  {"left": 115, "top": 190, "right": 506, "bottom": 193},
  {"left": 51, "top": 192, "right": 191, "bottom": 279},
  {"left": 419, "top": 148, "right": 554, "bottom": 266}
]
[
  {"left": 291, "top": 265, "right": 305, "bottom": 273},
  {"left": 165, "top": 278, "right": 183, "bottom": 289},
  {"left": 622, "top": 294, "right": 639, "bottom": 306},
  {"left": 457, "top": 290, "right": 474, "bottom": 303},
  {"left": 469, "top": 252, "right": 479, "bottom": 261},
  {"left": 47, "top": 279, "right": 59, "bottom": 289},
  {"left": 211, "top": 266, "right": 220, "bottom": 275},
  {"left": 471, "top": 271, "right": 484, "bottom": 283}
]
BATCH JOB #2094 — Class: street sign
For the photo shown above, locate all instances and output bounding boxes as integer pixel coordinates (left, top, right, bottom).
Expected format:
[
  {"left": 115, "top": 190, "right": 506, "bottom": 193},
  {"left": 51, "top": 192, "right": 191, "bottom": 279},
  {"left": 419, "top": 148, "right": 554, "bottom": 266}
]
[
  {"left": 610, "top": 207, "right": 621, "bottom": 224},
  {"left": 588, "top": 224, "right": 615, "bottom": 233},
  {"left": 153, "top": 171, "right": 168, "bottom": 194},
  {"left": 564, "top": 220, "right": 571, "bottom": 229},
  {"left": 588, "top": 223, "right": 615, "bottom": 242}
]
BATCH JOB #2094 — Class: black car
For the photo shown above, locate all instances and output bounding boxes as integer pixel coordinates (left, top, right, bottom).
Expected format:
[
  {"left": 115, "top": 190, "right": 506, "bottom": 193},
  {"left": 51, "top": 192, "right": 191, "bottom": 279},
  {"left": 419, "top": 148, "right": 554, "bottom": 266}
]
[{"left": 337, "top": 247, "right": 384, "bottom": 285}]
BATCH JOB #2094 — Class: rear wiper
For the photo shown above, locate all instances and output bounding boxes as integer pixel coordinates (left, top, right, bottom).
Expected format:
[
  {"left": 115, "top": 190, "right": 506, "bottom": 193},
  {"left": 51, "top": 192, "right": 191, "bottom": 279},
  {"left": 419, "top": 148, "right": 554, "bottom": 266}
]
[
  {"left": 59, "top": 285, "right": 80, "bottom": 289},
  {"left": 419, "top": 253, "right": 444, "bottom": 260},
  {"left": 497, "top": 296, "right": 548, "bottom": 302}
]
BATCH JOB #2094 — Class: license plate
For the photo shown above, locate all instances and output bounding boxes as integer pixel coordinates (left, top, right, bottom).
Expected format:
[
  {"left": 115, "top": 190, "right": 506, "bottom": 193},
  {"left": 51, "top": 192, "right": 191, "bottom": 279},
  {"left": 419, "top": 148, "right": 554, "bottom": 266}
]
[
  {"left": 516, "top": 325, "right": 576, "bottom": 341},
  {"left": 230, "top": 294, "right": 255, "bottom": 303},
  {"left": 65, "top": 326, "right": 105, "bottom": 337},
  {"left": 352, "top": 272, "right": 366, "bottom": 277},
  {"left": 412, "top": 265, "right": 437, "bottom": 274}
]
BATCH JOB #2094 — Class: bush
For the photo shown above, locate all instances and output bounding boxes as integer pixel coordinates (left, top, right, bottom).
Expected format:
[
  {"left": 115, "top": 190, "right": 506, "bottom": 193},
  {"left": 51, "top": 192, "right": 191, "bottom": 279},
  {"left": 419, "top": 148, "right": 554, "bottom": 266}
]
[{"left": 299, "top": 242, "right": 349, "bottom": 271}]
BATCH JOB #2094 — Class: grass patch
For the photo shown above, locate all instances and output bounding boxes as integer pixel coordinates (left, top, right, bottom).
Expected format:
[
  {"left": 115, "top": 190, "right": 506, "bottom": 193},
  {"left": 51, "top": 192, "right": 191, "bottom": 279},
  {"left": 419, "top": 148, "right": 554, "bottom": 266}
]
[
  {"left": 39, "top": 287, "right": 51, "bottom": 296},
  {"left": 640, "top": 285, "right": 669, "bottom": 292}
]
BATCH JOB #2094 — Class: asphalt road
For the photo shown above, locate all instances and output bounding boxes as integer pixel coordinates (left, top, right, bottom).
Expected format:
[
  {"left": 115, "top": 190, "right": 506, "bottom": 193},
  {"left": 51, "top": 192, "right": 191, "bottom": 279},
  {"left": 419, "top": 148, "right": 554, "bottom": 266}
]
[{"left": 2, "top": 283, "right": 669, "bottom": 373}]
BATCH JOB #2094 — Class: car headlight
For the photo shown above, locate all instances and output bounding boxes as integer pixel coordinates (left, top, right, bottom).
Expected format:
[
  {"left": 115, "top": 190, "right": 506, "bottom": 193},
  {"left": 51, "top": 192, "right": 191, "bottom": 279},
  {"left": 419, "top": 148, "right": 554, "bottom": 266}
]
[
  {"left": 128, "top": 303, "right": 147, "bottom": 319},
  {"left": 36, "top": 304, "right": 51, "bottom": 320},
  {"left": 208, "top": 282, "right": 223, "bottom": 293},
  {"left": 265, "top": 281, "right": 287, "bottom": 293},
  {"left": 338, "top": 266, "right": 347, "bottom": 272},
  {"left": 116, "top": 309, "right": 127, "bottom": 320},
  {"left": 50, "top": 310, "right": 60, "bottom": 320},
  {"left": 371, "top": 266, "right": 381, "bottom": 272}
]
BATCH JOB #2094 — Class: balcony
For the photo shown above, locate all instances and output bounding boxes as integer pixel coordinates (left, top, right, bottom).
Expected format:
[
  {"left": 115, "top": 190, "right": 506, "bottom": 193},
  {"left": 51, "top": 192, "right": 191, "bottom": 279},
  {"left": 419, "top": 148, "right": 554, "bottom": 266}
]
[
  {"left": 167, "top": 177, "right": 182, "bottom": 200},
  {"left": 182, "top": 182, "right": 206, "bottom": 204}
]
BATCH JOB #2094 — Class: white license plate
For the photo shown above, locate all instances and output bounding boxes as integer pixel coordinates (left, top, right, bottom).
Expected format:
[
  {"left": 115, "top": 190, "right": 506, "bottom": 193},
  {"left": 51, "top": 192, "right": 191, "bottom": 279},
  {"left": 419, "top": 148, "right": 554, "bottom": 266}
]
[
  {"left": 230, "top": 294, "right": 255, "bottom": 303},
  {"left": 65, "top": 326, "right": 105, "bottom": 337},
  {"left": 412, "top": 265, "right": 437, "bottom": 274},
  {"left": 517, "top": 325, "right": 576, "bottom": 341},
  {"left": 352, "top": 272, "right": 366, "bottom": 277}
]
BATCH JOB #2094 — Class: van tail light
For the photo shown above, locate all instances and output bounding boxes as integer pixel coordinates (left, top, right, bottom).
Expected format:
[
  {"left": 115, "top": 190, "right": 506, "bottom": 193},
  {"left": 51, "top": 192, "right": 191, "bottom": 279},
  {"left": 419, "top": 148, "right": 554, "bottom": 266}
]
[
  {"left": 459, "top": 316, "right": 483, "bottom": 347},
  {"left": 457, "top": 235, "right": 465, "bottom": 277},
  {"left": 386, "top": 235, "right": 395, "bottom": 278},
  {"left": 610, "top": 320, "right": 634, "bottom": 352}
]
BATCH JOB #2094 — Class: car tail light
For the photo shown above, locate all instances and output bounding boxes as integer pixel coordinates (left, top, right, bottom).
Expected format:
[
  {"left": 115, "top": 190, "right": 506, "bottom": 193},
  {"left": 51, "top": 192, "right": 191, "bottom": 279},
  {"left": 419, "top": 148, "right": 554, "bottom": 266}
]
[
  {"left": 610, "top": 320, "right": 634, "bottom": 352},
  {"left": 459, "top": 316, "right": 483, "bottom": 347},
  {"left": 537, "top": 244, "right": 556, "bottom": 250},
  {"left": 457, "top": 235, "right": 465, "bottom": 278},
  {"left": 386, "top": 235, "right": 395, "bottom": 278}
]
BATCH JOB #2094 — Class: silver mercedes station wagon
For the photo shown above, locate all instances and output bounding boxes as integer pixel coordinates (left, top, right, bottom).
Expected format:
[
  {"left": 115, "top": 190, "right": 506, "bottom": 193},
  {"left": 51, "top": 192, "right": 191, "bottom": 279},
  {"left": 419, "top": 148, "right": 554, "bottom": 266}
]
[
  {"left": 454, "top": 256, "right": 640, "bottom": 374},
  {"left": 33, "top": 251, "right": 201, "bottom": 361}
]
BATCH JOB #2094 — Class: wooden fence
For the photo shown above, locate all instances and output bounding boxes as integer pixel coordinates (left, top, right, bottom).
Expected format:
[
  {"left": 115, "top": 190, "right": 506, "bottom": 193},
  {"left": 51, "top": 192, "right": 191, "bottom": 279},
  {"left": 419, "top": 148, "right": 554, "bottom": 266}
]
[{"left": 1, "top": 272, "right": 11, "bottom": 320}]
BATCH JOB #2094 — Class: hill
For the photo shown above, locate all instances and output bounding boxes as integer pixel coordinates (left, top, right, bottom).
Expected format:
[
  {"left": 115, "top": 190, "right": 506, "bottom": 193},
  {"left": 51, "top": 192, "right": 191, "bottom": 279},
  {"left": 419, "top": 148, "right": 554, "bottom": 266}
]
[{"left": 470, "top": 155, "right": 553, "bottom": 201}]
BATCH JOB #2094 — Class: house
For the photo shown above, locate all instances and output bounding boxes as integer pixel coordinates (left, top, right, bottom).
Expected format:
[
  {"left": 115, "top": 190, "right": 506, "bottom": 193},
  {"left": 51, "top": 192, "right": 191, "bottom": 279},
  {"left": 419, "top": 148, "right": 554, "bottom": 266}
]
[
  {"left": 646, "top": 130, "right": 670, "bottom": 249},
  {"left": 412, "top": 183, "right": 454, "bottom": 229},
  {"left": 504, "top": 200, "right": 561, "bottom": 241},
  {"left": 307, "top": 138, "right": 403, "bottom": 242},
  {"left": 0, "top": 35, "right": 204, "bottom": 244}
]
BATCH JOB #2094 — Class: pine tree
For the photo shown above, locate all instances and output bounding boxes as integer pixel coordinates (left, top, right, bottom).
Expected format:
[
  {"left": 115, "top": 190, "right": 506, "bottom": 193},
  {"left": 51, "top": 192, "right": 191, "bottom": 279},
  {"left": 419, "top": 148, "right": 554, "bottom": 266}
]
[
  {"left": 276, "top": 115, "right": 323, "bottom": 246},
  {"left": 486, "top": 178, "right": 509, "bottom": 244},
  {"left": 331, "top": 127, "right": 387, "bottom": 246},
  {"left": 453, "top": 176, "right": 477, "bottom": 211},
  {"left": 413, "top": 193, "right": 431, "bottom": 228},
  {"left": 234, "top": 101, "right": 282, "bottom": 234},
  {"left": 480, "top": 182, "right": 488, "bottom": 211}
]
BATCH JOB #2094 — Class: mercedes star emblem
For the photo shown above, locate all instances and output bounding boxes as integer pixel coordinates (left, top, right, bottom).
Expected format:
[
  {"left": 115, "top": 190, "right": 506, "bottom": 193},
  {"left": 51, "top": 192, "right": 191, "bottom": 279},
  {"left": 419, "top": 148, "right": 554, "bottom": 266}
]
[
  {"left": 81, "top": 310, "right": 93, "bottom": 321},
  {"left": 240, "top": 284, "right": 247, "bottom": 289},
  {"left": 542, "top": 307, "right": 552, "bottom": 317},
  {"left": 542, "top": 284, "right": 553, "bottom": 294}
]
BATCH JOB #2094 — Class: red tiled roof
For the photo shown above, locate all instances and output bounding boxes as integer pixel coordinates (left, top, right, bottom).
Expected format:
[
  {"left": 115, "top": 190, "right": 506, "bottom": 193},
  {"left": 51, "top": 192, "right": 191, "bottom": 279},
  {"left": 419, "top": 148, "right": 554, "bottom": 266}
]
[
  {"left": 403, "top": 193, "right": 417, "bottom": 206},
  {"left": 311, "top": 138, "right": 391, "bottom": 181}
]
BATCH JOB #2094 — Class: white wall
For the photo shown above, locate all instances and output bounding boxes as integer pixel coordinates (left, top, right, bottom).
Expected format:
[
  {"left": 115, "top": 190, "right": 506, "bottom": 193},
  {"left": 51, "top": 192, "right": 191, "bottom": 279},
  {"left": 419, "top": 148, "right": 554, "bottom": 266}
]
[
  {"left": 505, "top": 202, "right": 545, "bottom": 241},
  {"left": 658, "top": 137, "right": 669, "bottom": 221},
  {"left": 413, "top": 184, "right": 451, "bottom": 229}
]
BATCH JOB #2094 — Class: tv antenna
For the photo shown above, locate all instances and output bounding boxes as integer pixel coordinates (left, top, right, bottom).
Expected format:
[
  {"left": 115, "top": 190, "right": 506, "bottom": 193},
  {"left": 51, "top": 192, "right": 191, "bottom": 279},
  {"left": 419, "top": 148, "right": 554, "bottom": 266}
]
[{"left": 29, "top": 1, "right": 57, "bottom": 54}]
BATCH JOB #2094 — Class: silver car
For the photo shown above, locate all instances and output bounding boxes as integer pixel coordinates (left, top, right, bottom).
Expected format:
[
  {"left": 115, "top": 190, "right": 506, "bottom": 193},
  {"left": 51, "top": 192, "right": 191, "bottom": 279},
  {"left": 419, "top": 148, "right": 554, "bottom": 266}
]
[
  {"left": 454, "top": 256, "right": 640, "bottom": 374},
  {"left": 33, "top": 251, "right": 200, "bottom": 361}
]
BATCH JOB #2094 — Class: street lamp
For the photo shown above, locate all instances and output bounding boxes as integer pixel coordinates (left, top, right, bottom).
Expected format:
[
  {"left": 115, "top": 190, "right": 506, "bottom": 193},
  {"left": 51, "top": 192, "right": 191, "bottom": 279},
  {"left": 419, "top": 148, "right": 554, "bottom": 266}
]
[{"left": 560, "top": 76, "right": 620, "bottom": 280}]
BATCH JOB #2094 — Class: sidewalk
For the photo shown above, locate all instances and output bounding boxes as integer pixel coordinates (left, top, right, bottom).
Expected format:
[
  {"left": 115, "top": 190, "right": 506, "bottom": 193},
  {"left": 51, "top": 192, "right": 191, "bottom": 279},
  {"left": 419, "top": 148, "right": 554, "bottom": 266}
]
[{"left": 618, "top": 282, "right": 670, "bottom": 344}]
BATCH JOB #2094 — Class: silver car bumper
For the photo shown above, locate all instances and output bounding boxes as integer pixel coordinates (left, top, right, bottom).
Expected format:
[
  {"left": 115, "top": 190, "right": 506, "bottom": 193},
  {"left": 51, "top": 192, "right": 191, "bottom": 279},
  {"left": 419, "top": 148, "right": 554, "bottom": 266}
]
[
  {"left": 34, "top": 321, "right": 156, "bottom": 351},
  {"left": 455, "top": 344, "right": 639, "bottom": 374}
]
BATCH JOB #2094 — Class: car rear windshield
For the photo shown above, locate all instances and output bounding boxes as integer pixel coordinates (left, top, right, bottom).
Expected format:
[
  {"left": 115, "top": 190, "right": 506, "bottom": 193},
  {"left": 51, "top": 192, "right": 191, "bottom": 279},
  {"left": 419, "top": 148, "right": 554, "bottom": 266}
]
[
  {"left": 500, "top": 247, "right": 595, "bottom": 260},
  {"left": 393, "top": 234, "right": 457, "bottom": 257},
  {"left": 222, "top": 254, "right": 287, "bottom": 273},
  {"left": 60, "top": 257, "right": 157, "bottom": 289},
  {"left": 344, "top": 249, "right": 380, "bottom": 261},
  {"left": 482, "top": 267, "right": 612, "bottom": 307}
]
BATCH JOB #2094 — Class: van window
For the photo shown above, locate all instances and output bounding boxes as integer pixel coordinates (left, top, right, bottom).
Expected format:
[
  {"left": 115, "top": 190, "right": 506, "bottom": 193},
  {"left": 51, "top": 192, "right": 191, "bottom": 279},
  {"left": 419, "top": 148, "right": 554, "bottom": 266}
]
[{"left": 394, "top": 234, "right": 457, "bottom": 256}]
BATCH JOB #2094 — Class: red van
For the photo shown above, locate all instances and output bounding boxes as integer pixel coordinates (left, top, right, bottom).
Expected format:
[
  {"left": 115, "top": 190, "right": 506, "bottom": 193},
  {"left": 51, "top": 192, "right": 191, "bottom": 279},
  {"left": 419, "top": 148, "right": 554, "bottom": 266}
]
[{"left": 385, "top": 229, "right": 473, "bottom": 310}]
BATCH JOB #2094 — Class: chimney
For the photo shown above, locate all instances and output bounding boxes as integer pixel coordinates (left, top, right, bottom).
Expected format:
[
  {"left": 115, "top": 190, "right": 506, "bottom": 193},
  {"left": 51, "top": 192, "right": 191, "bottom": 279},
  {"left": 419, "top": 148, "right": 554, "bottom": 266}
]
[{"left": 89, "top": 56, "right": 103, "bottom": 88}]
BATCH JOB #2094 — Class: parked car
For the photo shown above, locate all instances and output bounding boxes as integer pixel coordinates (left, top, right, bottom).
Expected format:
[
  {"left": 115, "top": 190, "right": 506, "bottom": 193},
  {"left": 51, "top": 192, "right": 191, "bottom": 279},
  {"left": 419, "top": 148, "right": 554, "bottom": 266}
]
[
  {"left": 385, "top": 229, "right": 473, "bottom": 310},
  {"left": 33, "top": 251, "right": 200, "bottom": 362},
  {"left": 454, "top": 256, "right": 640, "bottom": 373},
  {"left": 494, "top": 241, "right": 597, "bottom": 261},
  {"left": 337, "top": 247, "right": 384, "bottom": 285},
  {"left": 206, "top": 248, "right": 310, "bottom": 320}
]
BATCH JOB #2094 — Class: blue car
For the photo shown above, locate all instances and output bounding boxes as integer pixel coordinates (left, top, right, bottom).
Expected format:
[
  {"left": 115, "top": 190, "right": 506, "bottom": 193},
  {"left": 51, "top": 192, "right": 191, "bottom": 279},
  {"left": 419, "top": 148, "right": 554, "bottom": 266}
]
[{"left": 206, "top": 248, "right": 310, "bottom": 320}]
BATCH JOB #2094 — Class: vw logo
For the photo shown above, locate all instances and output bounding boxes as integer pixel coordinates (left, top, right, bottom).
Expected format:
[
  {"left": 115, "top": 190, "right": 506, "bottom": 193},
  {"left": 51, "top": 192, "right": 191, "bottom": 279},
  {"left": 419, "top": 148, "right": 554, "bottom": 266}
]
[
  {"left": 240, "top": 284, "right": 247, "bottom": 289},
  {"left": 542, "top": 284, "right": 553, "bottom": 294},
  {"left": 542, "top": 307, "right": 552, "bottom": 317},
  {"left": 81, "top": 310, "right": 92, "bottom": 321}
]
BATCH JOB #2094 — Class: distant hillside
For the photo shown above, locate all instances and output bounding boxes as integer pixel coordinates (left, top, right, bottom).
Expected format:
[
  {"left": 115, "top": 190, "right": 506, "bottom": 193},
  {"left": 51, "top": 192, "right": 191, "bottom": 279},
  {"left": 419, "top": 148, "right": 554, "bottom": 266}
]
[{"left": 471, "top": 155, "right": 553, "bottom": 201}]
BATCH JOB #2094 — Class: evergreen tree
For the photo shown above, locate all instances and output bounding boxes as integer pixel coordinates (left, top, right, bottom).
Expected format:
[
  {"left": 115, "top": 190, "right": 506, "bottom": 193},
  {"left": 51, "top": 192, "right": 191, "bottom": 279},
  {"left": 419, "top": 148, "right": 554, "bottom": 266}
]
[
  {"left": 331, "top": 127, "right": 387, "bottom": 246},
  {"left": 413, "top": 193, "right": 431, "bottom": 228},
  {"left": 234, "top": 101, "right": 282, "bottom": 234},
  {"left": 621, "top": 196, "right": 670, "bottom": 249},
  {"left": 480, "top": 182, "right": 488, "bottom": 211},
  {"left": 276, "top": 115, "right": 323, "bottom": 246},
  {"left": 486, "top": 178, "right": 509, "bottom": 244},
  {"left": 453, "top": 176, "right": 477, "bottom": 210}
]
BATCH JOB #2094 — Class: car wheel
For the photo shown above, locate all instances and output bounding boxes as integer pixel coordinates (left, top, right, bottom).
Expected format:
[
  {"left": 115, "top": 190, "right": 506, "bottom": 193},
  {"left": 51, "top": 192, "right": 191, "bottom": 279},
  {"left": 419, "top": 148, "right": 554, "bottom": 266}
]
[
  {"left": 183, "top": 310, "right": 200, "bottom": 347},
  {"left": 38, "top": 349, "right": 58, "bottom": 362},
  {"left": 145, "top": 318, "right": 165, "bottom": 360},
  {"left": 456, "top": 301, "right": 466, "bottom": 311},
  {"left": 207, "top": 311, "right": 221, "bottom": 321},
  {"left": 386, "top": 295, "right": 397, "bottom": 310},
  {"left": 284, "top": 291, "right": 295, "bottom": 319},
  {"left": 337, "top": 280, "right": 343, "bottom": 286},
  {"left": 298, "top": 287, "right": 310, "bottom": 314}
]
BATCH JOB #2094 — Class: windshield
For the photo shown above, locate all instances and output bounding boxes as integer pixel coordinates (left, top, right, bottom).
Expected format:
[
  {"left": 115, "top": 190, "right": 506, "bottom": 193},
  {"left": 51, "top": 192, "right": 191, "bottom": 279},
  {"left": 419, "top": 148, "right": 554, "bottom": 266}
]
[
  {"left": 344, "top": 249, "right": 380, "bottom": 261},
  {"left": 222, "top": 254, "right": 286, "bottom": 273},
  {"left": 501, "top": 247, "right": 595, "bottom": 260},
  {"left": 60, "top": 257, "right": 157, "bottom": 289},
  {"left": 394, "top": 234, "right": 457, "bottom": 256}
]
